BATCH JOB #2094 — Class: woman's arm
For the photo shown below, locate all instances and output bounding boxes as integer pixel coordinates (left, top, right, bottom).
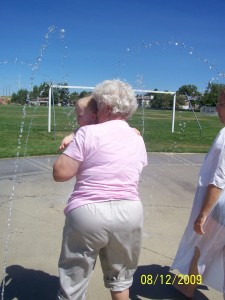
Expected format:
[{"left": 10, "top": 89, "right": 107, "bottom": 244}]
[
  {"left": 194, "top": 184, "right": 222, "bottom": 235},
  {"left": 53, "top": 154, "right": 80, "bottom": 182}
]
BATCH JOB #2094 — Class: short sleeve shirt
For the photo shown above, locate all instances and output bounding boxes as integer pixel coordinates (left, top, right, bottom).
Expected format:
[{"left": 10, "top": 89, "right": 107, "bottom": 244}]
[{"left": 63, "top": 120, "right": 148, "bottom": 214}]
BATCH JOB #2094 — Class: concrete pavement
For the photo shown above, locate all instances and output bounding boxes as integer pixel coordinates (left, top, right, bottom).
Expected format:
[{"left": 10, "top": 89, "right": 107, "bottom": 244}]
[{"left": 0, "top": 153, "right": 223, "bottom": 300}]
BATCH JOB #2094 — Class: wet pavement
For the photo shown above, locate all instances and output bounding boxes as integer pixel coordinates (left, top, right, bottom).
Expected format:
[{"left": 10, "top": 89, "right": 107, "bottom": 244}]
[{"left": 0, "top": 153, "right": 223, "bottom": 299}]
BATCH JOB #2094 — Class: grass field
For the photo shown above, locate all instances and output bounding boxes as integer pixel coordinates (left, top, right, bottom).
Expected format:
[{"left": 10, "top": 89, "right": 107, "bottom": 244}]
[{"left": 0, "top": 105, "right": 223, "bottom": 158}]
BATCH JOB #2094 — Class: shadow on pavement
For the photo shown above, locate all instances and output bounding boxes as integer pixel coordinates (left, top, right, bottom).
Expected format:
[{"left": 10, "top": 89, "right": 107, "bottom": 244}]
[
  {"left": 0, "top": 265, "right": 59, "bottom": 300},
  {"left": 0, "top": 265, "right": 211, "bottom": 300},
  {"left": 130, "top": 264, "right": 209, "bottom": 300}
]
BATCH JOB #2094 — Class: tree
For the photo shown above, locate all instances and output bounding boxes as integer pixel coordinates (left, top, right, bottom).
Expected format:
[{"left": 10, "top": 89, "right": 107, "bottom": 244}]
[
  {"left": 39, "top": 82, "right": 50, "bottom": 98},
  {"left": 69, "top": 91, "right": 79, "bottom": 105},
  {"left": 11, "top": 89, "right": 28, "bottom": 104},
  {"left": 52, "top": 90, "right": 60, "bottom": 104},
  {"left": 201, "top": 82, "right": 225, "bottom": 106},
  {"left": 38, "top": 82, "right": 60, "bottom": 104},
  {"left": 57, "top": 82, "right": 70, "bottom": 103},
  {"left": 29, "top": 85, "right": 39, "bottom": 99},
  {"left": 79, "top": 91, "right": 91, "bottom": 98},
  {"left": 177, "top": 84, "right": 200, "bottom": 97},
  {"left": 176, "top": 94, "right": 186, "bottom": 108},
  {"left": 149, "top": 93, "right": 173, "bottom": 109},
  {"left": 176, "top": 84, "right": 202, "bottom": 109}
]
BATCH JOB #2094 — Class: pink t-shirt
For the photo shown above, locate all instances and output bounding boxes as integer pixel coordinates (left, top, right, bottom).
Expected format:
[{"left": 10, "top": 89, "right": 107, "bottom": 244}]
[{"left": 63, "top": 120, "right": 148, "bottom": 214}]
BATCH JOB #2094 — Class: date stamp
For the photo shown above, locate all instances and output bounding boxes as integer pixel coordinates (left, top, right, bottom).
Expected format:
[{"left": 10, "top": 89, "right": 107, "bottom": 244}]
[{"left": 140, "top": 274, "right": 202, "bottom": 285}]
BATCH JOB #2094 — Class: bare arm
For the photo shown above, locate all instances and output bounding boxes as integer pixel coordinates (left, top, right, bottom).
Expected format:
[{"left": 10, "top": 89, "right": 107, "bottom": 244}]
[
  {"left": 53, "top": 154, "right": 80, "bottom": 182},
  {"left": 58, "top": 133, "right": 75, "bottom": 151},
  {"left": 194, "top": 184, "right": 222, "bottom": 235},
  {"left": 58, "top": 128, "right": 80, "bottom": 151}
]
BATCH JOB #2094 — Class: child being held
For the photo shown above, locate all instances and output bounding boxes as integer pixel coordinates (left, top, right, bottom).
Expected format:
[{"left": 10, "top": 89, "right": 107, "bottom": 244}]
[{"left": 59, "top": 96, "right": 98, "bottom": 151}]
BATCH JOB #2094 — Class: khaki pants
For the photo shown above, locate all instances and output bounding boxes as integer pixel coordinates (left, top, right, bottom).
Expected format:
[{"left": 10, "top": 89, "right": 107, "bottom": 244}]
[{"left": 58, "top": 200, "right": 143, "bottom": 300}]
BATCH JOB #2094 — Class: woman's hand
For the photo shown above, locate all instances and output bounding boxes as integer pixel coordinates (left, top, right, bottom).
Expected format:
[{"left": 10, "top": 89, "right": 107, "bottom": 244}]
[
  {"left": 194, "top": 214, "right": 208, "bottom": 235},
  {"left": 194, "top": 184, "right": 222, "bottom": 235}
]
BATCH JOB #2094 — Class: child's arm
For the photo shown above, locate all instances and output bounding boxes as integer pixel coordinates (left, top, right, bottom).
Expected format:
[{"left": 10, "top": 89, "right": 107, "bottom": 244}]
[
  {"left": 132, "top": 127, "right": 141, "bottom": 135},
  {"left": 58, "top": 133, "right": 75, "bottom": 151}
]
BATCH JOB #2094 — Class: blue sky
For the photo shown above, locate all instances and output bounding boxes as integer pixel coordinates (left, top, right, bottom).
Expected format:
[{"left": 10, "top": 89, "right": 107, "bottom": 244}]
[{"left": 1, "top": 0, "right": 225, "bottom": 95}]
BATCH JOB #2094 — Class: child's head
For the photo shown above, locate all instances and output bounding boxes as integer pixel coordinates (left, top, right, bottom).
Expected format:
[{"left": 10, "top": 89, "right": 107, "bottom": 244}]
[{"left": 75, "top": 96, "right": 98, "bottom": 126}]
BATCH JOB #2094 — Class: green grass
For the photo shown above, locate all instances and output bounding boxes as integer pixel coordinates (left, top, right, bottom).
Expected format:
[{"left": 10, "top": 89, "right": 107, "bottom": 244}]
[{"left": 0, "top": 105, "right": 223, "bottom": 158}]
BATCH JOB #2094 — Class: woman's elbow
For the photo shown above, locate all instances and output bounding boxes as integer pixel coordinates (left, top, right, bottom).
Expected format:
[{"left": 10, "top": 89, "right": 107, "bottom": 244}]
[
  {"left": 52, "top": 155, "right": 79, "bottom": 182},
  {"left": 53, "top": 170, "right": 65, "bottom": 182},
  {"left": 53, "top": 169, "right": 75, "bottom": 182}
]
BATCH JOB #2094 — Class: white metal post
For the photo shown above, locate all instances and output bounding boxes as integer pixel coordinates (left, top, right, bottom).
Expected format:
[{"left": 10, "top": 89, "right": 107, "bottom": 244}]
[
  {"left": 172, "top": 93, "right": 176, "bottom": 133},
  {"left": 48, "top": 86, "right": 52, "bottom": 132}
]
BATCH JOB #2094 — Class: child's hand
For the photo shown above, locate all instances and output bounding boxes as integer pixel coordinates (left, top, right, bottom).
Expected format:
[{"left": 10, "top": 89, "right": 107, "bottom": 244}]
[
  {"left": 58, "top": 133, "right": 74, "bottom": 151},
  {"left": 132, "top": 127, "right": 141, "bottom": 135}
]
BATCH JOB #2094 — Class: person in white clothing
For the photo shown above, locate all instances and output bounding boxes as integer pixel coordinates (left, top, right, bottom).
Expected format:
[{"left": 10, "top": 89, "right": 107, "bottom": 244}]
[{"left": 172, "top": 88, "right": 225, "bottom": 299}]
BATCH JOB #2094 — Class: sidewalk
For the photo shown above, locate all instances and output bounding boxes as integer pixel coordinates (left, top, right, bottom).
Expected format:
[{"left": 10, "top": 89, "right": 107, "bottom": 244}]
[{"left": 0, "top": 153, "right": 223, "bottom": 300}]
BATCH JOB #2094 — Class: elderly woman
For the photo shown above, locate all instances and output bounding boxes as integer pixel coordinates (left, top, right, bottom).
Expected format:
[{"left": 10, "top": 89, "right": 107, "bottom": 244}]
[{"left": 53, "top": 79, "right": 148, "bottom": 300}]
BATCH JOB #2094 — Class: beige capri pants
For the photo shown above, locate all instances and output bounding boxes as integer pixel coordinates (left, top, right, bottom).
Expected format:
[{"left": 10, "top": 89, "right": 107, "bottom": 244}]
[{"left": 57, "top": 200, "right": 143, "bottom": 300}]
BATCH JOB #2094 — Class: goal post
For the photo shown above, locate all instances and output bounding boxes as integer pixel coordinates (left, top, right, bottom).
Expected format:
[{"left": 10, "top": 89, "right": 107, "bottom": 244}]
[
  {"left": 48, "top": 85, "right": 176, "bottom": 133},
  {"left": 134, "top": 89, "right": 176, "bottom": 133},
  {"left": 48, "top": 85, "right": 95, "bottom": 132}
]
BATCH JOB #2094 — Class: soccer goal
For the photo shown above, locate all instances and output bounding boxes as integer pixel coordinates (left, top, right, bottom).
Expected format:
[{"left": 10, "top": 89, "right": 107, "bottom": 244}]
[{"left": 48, "top": 85, "right": 176, "bottom": 133}]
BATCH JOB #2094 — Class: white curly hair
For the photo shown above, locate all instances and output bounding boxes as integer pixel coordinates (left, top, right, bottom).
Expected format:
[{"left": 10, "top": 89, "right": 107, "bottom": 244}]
[{"left": 92, "top": 79, "right": 138, "bottom": 119}]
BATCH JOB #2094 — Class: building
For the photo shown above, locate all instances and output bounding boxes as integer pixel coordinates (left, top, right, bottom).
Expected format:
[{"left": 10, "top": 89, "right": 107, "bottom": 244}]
[
  {"left": 28, "top": 97, "right": 49, "bottom": 106},
  {"left": 200, "top": 106, "right": 217, "bottom": 115}
]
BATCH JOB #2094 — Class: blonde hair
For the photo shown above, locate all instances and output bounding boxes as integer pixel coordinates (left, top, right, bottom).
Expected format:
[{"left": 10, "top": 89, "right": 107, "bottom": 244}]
[
  {"left": 76, "top": 96, "right": 98, "bottom": 114},
  {"left": 93, "top": 79, "right": 138, "bottom": 119}
]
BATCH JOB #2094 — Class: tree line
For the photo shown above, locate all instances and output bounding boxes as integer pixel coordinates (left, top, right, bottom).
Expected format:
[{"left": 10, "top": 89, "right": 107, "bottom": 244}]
[
  {"left": 146, "top": 82, "right": 225, "bottom": 109},
  {"left": 10, "top": 81, "right": 225, "bottom": 109},
  {"left": 10, "top": 82, "right": 91, "bottom": 105}
]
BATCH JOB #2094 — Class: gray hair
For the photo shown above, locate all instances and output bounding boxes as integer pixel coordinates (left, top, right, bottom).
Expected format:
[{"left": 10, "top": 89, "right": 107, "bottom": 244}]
[{"left": 92, "top": 79, "right": 138, "bottom": 119}]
